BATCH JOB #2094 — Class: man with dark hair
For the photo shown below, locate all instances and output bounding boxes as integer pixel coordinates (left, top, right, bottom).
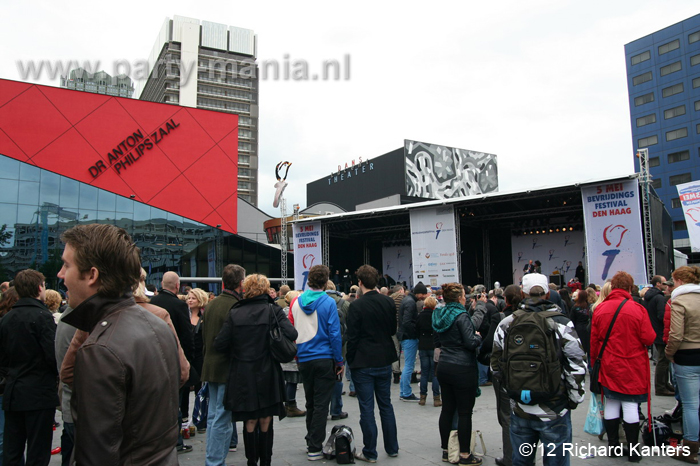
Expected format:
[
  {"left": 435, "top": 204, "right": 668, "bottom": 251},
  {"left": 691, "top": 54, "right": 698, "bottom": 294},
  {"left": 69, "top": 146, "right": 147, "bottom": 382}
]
[
  {"left": 202, "top": 263, "right": 245, "bottom": 466},
  {"left": 0, "top": 269, "right": 56, "bottom": 465},
  {"left": 150, "top": 270, "right": 195, "bottom": 453},
  {"left": 57, "top": 224, "right": 180, "bottom": 464},
  {"left": 644, "top": 275, "right": 674, "bottom": 396},
  {"left": 491, "top": 273, "right": 585, "bottom": 466},
  {"left": 347, "top": 265, "right": 399, "bottom": 461},
  {"left": 397, "top": 281, "right": 429, "bottom": 401},
  {"left": 289, "top": 264, "right": 343, "bottom": 461}
]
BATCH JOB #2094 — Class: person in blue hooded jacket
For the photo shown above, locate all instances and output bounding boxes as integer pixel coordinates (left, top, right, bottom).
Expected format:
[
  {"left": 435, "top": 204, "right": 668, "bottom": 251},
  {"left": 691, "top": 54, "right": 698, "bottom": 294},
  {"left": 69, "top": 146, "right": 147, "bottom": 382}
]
[{"left": 288, "top": 264, "right": 344, "bottom": 461}]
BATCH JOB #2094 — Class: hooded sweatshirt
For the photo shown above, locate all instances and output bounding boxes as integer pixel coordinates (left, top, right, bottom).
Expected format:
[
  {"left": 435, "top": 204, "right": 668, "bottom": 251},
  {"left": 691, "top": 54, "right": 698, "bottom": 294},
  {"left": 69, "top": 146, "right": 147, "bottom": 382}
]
[{"left": 289, "top": 290, "right": 344, "bottom": 364}]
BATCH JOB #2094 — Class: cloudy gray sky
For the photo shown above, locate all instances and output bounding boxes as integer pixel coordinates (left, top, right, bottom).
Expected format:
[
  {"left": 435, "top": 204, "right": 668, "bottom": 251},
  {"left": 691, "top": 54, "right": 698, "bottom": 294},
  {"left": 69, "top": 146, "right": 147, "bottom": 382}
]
[{"left": 1, "top": 1, "right": 698, "bottom": 218}]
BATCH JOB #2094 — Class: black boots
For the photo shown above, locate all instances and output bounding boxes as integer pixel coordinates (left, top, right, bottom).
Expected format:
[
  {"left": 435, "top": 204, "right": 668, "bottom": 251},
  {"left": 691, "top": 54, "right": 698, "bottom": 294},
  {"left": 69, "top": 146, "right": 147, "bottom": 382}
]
[
  {"left": 623, "top": 421, "right": 642, "bottom": 463},
  {"left": 259, "top": 425, "right": 273, "bottom": 466},
  {"left": 244, "top": 425, "right": 274, "bottom": 466},
  {"left": 603, "top": 418, "right": 625, "bottom": 456},
  {"left": 243, "top": 430, "right": 259, "bottom": 466}
]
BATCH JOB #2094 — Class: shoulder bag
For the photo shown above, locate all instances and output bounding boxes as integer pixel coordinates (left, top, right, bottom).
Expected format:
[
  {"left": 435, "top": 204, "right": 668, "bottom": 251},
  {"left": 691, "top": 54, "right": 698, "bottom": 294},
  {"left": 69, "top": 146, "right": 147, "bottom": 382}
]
[
  {"left": 590, "top": 299, "right": 627, "bottom": 395},
  {"left": 268, "top": 304, "right": 297, "bottom": 363}
]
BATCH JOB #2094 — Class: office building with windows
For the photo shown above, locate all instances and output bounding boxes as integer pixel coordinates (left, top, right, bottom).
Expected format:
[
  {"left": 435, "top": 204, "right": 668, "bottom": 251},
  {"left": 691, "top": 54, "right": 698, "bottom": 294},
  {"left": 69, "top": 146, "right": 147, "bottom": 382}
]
[
  {"left": 60, "top": 68, "right": 135, "bottom": 98},
  {"left": 625, "top": 13, "right": 700, "bottom": 251},
  {"left": 139, "top": 15, "right": 259, "bottom": 206}
]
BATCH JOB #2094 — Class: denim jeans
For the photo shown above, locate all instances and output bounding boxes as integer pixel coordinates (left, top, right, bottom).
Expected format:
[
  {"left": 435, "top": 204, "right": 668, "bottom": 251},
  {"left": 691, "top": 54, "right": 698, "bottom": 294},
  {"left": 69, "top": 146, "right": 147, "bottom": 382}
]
[
  {"left": 510, "top": 411, "right": 571, "bottom": 466},
  {"left": 352, "top": 365, "right": 399, "bottom": 459},
  {"left": 346, "top": 365, "right": 355, "bottom": 392},
  {"left": 229, "top": 422, "right": 238, "bottom": 448},
  {"left": 418, "top": 350, "right": 440, "bottom": 396},
  {"left": 61, "top": 422, "right": 74, "bottom": 466},
  {"left": 674, "top": 363, "right": 700, "bottom": 442},
  {"left": 400, "top": 339, "right": 418, "bottom": 397},
  {"left": 206, "top": 382, "right": 233, "bottom": 466},
  {"left": 330, "top": 380, "right": 344, "bottom": 416},
  {"left": 477, "top": 360, "right": 489, "bottom": 385}
]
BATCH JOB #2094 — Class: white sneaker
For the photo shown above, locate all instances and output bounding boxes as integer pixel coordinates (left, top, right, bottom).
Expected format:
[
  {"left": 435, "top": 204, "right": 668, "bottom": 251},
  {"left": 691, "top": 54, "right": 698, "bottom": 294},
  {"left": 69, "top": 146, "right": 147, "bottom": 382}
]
[
  {"left": 308, "top": 451, "right": 323, "bottom": 461},
  {"left": 355, "top": 452, "right": 377, "bottom": 463}
]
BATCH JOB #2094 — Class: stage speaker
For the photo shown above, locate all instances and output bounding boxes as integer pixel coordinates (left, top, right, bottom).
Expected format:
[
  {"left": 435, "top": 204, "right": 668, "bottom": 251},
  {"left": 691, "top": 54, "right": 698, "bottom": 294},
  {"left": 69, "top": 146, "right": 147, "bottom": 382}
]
[{"left": 549, "top": 275, "right": 563, "bottom": 287}]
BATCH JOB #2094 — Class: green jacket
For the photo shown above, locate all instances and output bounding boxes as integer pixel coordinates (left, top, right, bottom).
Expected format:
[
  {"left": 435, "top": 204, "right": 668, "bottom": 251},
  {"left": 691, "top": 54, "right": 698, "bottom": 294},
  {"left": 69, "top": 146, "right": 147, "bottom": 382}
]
[{"left": 201, "top": 290, "right": 241, "bottom": 383}]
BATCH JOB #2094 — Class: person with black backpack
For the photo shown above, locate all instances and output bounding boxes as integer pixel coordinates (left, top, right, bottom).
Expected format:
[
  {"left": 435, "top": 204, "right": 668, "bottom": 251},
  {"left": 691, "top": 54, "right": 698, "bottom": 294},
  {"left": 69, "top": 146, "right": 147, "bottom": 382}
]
[{"left": 491, "top": 273, "right": 586, "bottom": 466}]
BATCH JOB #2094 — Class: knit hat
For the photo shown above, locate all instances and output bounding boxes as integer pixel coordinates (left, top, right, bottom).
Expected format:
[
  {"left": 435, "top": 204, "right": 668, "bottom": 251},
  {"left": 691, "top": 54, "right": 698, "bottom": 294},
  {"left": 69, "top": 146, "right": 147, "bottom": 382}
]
[{"left": 413, "top": 281, "right": 428, "bottom": 295}]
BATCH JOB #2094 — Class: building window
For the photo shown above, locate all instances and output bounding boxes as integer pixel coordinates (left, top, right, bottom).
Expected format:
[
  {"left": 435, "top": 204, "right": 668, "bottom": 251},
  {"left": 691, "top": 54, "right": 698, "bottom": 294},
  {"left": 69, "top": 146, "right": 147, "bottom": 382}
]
[
  {"left": 697, "top": 123, "right": 700, "bottom": 134},
  {"left": 690, "top": 31, "right": 700, "bottom": 44},
  {"left": 672, "top": 198, "right": 682, "bottom": 209},
  {"left": 664, "top": 105, "right": 686, "bottom": 119},
  {"left": 660, "top": 61, "right": 682, "bottom": 76},
  {"left": 631, "top": 50, "right": 651, "bottom": 65},
  {"left": 670, "top": 173, "right": 692, "bottom": 186},
  {"left": 638, "top": 135, "right": 658, "bottom": 148},
  {"left": 659, "top": 39, "right": 680, "bottom": 55},
  {"left": 666, "top": 127, "right": 688, "bottom": 141},
  {"left": 674, "top": 220, "right": 688, "bottom": 231},
  {"left": 694, "top": 77, "right": 700, "bottom": 89},
  {"left": 696, "top": 101, "right": 700, "bottom": 111},
  {"left": 649, "top": 156, "right": 660, "bottom": 167},
  {"left": 668, "top": 150, "right": 690, "bottom": 163},
  {"left": 633, "top": 72, "right": 653, "bottom": 86},
  {"left": 636, "top": 113, "right": 656, "bottom": 127},
  {"left": 652, "top": 178, "right": 662, "bottom": 189},
  {"left": 692, "top": 54, "right": 700, "bottom": 66},
  {"left": 634, "top": 92, "right": 655, "bottom": 106},
  {"left": 662, "top": 83, "right": 684, "bottom": 97}
]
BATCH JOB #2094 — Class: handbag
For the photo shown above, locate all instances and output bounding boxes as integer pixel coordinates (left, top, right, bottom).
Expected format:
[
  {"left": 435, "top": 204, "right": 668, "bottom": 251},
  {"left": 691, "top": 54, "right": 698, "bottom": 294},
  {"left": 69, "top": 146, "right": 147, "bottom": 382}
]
[
  {"left": 193, "top": 382, "right": 209, "bottom": 429},
  {"left": 583, "top": 393, "right": 604, "bottom": 436},
  {"left": 268, "top": 304, "right": 297, "bottom": 363},
  {"left": 590, "top": 299, "right": 627, "bottom": 395},
  {"left": 447, "top": 429, "right": 487, "bottom": 463}
]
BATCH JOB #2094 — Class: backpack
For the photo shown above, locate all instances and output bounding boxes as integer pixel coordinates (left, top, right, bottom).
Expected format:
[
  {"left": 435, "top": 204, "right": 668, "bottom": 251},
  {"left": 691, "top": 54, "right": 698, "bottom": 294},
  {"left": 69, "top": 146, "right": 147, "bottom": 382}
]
[
  {"left": 502, "top": 307, "right": 563, "bottom": 405},
  {"left": 323, "top": 424, "right": 356, "bottom": 464}
]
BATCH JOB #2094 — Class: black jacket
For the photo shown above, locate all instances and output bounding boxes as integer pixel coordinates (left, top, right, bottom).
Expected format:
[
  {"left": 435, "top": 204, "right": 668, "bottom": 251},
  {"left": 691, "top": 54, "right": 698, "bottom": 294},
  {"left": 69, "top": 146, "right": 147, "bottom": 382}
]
[
  {"left": 416, "top": 308, "right": 436, "bottom": 351},
  {"left": 347, "top": 290, "right": 398, "bottom": 369},
  {"left": 434, "top": 312, "right": 481, "bottom": 367},
  {"left": 0, "top": 297, "right": 59, "bottom": 411},
  {"left": 214, "top": 294, "right": 297, "bottom": 416},
  {"left": 397, "top": 293, "right": 420, "bottom": 341},
  {"left": 643, "top": 287, "right": 666, "bottom": 345},
  {"left": 151, "top": 289, "right": 195, "bottom": 363}
]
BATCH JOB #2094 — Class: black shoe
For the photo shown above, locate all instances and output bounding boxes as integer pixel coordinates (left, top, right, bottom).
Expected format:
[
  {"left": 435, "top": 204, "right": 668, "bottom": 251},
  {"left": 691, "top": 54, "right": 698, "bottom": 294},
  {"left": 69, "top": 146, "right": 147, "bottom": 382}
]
[
  {"left": 458, "top": 454, "right": 482, "bottom": 465},
  {"left": 495, "top": 457, "right": 508, "bottom": 466},
  {"left": 176, "top": 444, "right": 193, "bottom": 454},
  {"left": 331, "top": 412, "right": 349, "bottom": 420},
  {"left": 411, "top": 372, "right": 420, "bottom": 384}
]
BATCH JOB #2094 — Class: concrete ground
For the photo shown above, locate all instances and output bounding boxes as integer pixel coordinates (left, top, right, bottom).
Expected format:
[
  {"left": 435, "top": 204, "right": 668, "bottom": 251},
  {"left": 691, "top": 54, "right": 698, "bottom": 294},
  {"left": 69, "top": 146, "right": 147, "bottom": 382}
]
[{"left": 50, "top": 372, "right": 680, "bottom": 465}]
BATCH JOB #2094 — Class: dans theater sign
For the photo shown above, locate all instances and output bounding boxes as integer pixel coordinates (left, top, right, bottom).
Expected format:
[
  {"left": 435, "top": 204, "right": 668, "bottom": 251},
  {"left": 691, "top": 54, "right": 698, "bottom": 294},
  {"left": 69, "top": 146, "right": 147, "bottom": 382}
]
[{"left": 88, "top": 119, "right": 180, "bottom": 178}]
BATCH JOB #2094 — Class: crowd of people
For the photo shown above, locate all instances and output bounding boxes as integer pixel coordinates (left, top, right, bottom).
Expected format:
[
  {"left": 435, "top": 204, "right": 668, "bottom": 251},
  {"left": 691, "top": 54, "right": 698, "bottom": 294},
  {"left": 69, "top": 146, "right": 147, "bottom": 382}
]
[{"left": 0, "top": 223, "right": 698, "bottom": 465}]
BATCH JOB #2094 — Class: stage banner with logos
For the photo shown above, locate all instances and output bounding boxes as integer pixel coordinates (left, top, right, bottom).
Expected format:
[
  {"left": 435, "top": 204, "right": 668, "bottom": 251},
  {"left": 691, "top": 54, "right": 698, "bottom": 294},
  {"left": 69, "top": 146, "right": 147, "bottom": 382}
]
[
  {"left": 410, "top": 206, "right": 458, "bottom": 289},
  {"left": 581, "top": 179, "right": 646, "bottom": 285},
  {"left": 293, "top": 221, "right": 322, "bottom": 291},
  {"left": 381, "top": 245, "right": 413, "bottom": 289},
  {"left": 676, "top": 181, "right": 700, "bottom": 253},
  {"left": 511, "top": 231, "right": 586, "bottom": 287}
]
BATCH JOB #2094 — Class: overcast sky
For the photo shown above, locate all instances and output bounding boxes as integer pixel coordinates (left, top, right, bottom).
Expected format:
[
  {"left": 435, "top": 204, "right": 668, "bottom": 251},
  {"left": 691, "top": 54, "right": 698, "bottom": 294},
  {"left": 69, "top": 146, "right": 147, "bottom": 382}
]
[{"left": 1, "top": 1, "right": 698, "bottom": 218}]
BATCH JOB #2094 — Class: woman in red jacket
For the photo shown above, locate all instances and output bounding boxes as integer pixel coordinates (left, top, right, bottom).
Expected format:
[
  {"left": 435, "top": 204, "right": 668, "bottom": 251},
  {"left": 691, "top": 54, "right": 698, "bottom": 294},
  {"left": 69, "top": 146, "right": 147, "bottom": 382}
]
[{"left": 590, "top": 271, "right": 656, "bottom": 462}]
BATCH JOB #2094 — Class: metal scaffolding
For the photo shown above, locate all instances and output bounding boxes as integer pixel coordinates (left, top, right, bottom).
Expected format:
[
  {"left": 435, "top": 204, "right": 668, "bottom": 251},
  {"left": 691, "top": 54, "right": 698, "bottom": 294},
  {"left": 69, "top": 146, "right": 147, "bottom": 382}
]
[
  {"left": 280, "top": 197, "right": 288, "bottom": 286},
  {"left": 637, "top": 148, "right": 655, "bottom": 280}
]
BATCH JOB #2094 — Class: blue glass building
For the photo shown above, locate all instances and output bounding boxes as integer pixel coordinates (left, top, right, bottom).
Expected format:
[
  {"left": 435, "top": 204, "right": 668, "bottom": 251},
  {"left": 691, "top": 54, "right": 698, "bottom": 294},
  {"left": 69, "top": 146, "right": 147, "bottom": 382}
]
[{"left": 625, "top": 13, "right": 700, "bottom": 255}]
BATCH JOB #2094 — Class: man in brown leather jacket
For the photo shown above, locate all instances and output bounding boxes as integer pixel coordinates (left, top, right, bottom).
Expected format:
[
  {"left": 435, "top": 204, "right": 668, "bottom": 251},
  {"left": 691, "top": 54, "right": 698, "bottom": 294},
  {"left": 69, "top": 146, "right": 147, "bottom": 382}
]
[{"left": 59, "top": 224, "right": 181, "bottom": 465}]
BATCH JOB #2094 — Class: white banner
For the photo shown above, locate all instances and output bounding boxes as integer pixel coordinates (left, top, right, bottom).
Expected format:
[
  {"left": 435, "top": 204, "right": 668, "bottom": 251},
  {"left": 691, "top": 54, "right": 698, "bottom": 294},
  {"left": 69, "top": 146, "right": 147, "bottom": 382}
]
[
  {"left": 581, "top": 179, "right": 646, "bottom": 285},
  {"left": 511, "top": 231, "right": 586, "bottom": 286},
  {"left": 410, "top": 206, "right": 458, "bottom": 289},
  {"left": 293, "top": 221, "right": 322, "bottom": 291},
  {"left": 676, "top": 181, "right": 700, "bottom": 253},
  {"left": 381, "top": 245, "right": 413, "bottom": 289}
]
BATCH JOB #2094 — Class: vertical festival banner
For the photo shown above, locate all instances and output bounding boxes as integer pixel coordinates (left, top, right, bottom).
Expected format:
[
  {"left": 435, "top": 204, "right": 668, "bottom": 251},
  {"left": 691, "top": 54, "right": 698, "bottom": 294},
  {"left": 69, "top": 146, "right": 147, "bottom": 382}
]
[
  {"left": 676, "top": 181, "right": 700, "bottom": 252},
  {"left": 410, "top": 206, "right": 458, "bottom": 288},
  {"left": 293, "top": 221, "right": 322, "bottom": 291},
  {"left": 581, "top": 179, "right": 646, "bottom": 285}
]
